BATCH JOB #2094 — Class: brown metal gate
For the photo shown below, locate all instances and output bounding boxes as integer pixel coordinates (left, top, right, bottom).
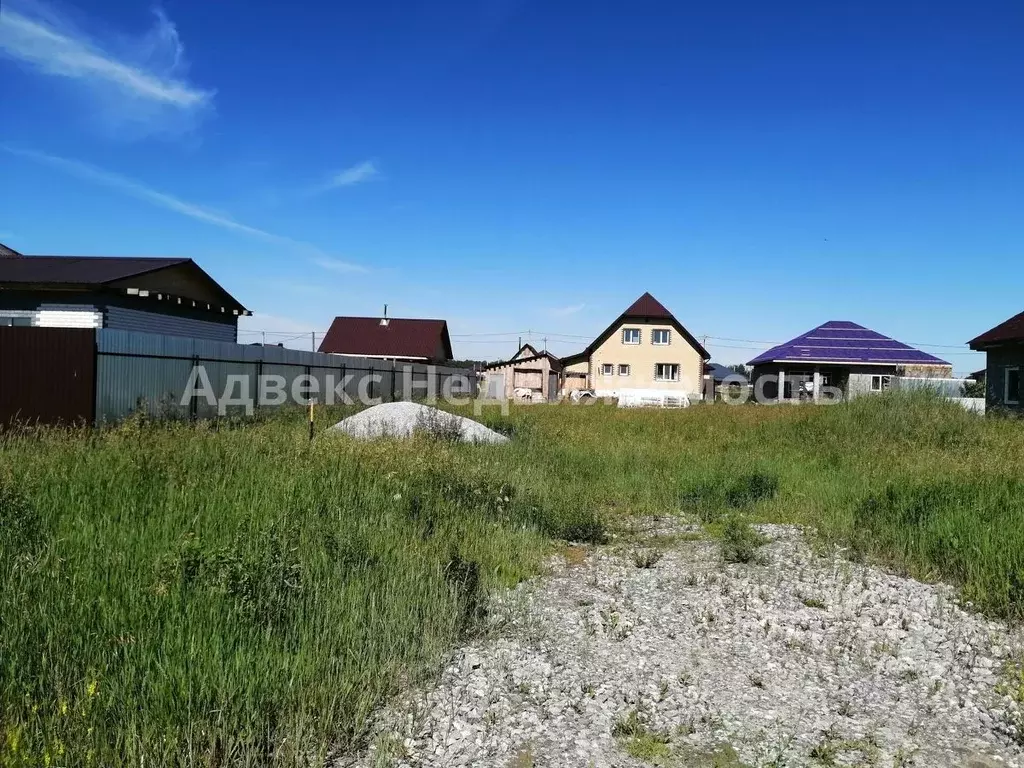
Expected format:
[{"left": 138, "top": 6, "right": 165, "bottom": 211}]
[{"left": 0, "top": 328, "right": 96, "bottom": 426}]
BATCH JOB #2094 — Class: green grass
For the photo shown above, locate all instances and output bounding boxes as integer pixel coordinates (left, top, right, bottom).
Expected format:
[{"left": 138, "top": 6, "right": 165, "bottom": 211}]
[
  {"left": 0, "top": 412, "right": 598, "bottom": 766},
  {"left": 612, "top": 709, "right": 672, "bottom": 763},
  {"left": 2, "top": 392, "right": 1024, "bottom": 765}
]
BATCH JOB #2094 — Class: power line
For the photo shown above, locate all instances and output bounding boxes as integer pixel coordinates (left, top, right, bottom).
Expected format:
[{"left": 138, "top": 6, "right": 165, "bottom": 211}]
[{"left": 237, "top": 328, "right": 982, "bottom": 353}]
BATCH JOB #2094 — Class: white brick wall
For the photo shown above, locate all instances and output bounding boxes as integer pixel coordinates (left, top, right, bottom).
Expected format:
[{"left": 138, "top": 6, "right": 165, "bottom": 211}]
[
  {"left": 35, "top": 309, "right": 103, "bottom": 328},
  {"left": 0, "top": 308, "right": 103, "bottom": 328}
]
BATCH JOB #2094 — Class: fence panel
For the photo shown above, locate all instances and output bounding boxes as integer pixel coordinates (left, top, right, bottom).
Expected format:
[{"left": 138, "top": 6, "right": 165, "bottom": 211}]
[
  {"left": 91, "top": 330, "right": 478, "bottom": 423},
  {"left": 891, "top": 376, "right": 974, "bottom": 398},
  {"left": 95, "top": 355, "right": 193, "bottom": 422},
  {"left": 0, "top": 327, "right": 95, "bottom": 426}
]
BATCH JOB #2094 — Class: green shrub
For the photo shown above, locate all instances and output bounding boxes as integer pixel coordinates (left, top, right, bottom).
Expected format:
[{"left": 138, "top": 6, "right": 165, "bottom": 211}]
[
  {"left": 0, "top": 479, "right": 44, "bottom": 561},
  {"left": 721, "top": 515, "right": 767, "bottom": 564},
  {"left": 680, "top": 470, "right": 779, "bottom": 522},
  {"left": 726, "top": 472, "right": 779, "bottom": 507}
]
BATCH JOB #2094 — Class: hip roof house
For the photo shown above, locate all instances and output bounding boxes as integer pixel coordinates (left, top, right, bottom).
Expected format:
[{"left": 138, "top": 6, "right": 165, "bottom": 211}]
[
  {"left": 0, "top": 251, "right": 250, "bottom": 342},
  {"left": 748, "top": 321, "right": 952, "bottom": 400},
  {"left": 318, "top": 315, "right": 453, "bottom": 363}
]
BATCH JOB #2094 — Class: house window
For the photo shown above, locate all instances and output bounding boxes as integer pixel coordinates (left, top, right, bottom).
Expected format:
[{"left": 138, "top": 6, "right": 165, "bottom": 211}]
[
  {"left": 618, "top": 364, "right": 630, "bottom": 376},
  {"left": 622, "top": 328, "right": 640, "bottom": 345},
  {"left": 651, "top": 329, "right": 671, "bottom": 346},
  {"left": 1006, "top": 367, "right": 1020, "bottom": 405},
  {"left": 0, "top": 317, "right": 32, "bottom": 327},
  {"left": 870, "top": 375, "right": 891, "bottom": 392},
  {"left": 600, "top": 363, "right": 615, "bottom": 376},
  {"left": 655, "top": 363, "right": 679, "bottom": 382}
]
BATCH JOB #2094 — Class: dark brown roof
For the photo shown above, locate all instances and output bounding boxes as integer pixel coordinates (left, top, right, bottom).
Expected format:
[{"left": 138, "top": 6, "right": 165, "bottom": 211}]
[
  {"left": 969, "top": 310, "right": 1024, "bottom": 348},
  {"left": 318, "top": 316, "right": 453, "bottom": 361},
  {"left": 0, "top": 255, "right": 249, "bottom": 313},
  {"left": 0, "top": 255, "right": 187, "bottom": 283},
  {"left": 559, "top": 292, "right": 710, "bottom": 364},
  {"left": 623, "top": 291, "right": 673, "bottom": 318},
  {"left": 0, "top": 243, "right": 21, "bottom": 257}
]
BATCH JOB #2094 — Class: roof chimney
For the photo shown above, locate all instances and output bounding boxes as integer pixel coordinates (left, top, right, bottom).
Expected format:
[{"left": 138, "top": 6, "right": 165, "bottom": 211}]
[{"left": 380, "top": 303, "right": 390, "bottom": 327}]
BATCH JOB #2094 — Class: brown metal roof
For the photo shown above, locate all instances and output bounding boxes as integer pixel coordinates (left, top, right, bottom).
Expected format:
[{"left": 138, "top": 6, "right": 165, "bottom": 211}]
[
  {"left": 623, "top": 291, "right": 673, "bottom": 318},
  {"left": 969, "top": 310, "right": 1024, "bottom": 348},
  {"left": 318, "top": 316, "right": 453, "bottom": 361}
]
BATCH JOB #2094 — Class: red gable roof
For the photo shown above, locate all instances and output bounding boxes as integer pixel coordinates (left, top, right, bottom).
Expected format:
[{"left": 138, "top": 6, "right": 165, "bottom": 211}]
[
  {"left": 969, "top": 310, "right": 1024, "bottom": 348},
  {"left": 623, "top": 291, "right": 673, "bottom": 318},
  {"left": 318, "top": 316, "right": 453, "bottom": 361}
]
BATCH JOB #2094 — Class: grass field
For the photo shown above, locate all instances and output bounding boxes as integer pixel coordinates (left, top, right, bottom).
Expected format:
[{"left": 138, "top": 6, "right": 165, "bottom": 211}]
[{"left": 1, "top": 393, "right": 1023, "bottom": 766}]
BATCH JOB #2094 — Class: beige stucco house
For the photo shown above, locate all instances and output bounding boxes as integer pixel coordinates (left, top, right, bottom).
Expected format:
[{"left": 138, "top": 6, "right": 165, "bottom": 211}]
[{"left": 560, "top": 293, "right": 710, "bottom": 401}]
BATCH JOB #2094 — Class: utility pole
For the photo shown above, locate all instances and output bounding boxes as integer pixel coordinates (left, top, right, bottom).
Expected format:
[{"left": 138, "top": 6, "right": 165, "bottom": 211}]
[
  {"left": 311, "top": 331, "right": 316, "bottom": 352},
  {"left": 543, "top": 336, "right": 548, "bottom": 351},
  {"left": 262, "top": 330, "right": 266, "bottom": 345}
]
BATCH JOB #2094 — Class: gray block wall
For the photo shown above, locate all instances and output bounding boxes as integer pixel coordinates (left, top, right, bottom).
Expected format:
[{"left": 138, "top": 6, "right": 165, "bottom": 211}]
[
  {"left": 985, "top": 344, "right": 1024, "bottom": 412},
  {"left": 105, "top": 305, "right": 237, "bottom": 343}
]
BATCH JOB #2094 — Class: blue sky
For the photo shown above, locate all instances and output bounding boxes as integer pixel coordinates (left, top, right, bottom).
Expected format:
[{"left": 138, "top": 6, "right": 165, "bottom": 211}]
[{"left": 1, "top": 0, "right": 1020, "bottom": 370}]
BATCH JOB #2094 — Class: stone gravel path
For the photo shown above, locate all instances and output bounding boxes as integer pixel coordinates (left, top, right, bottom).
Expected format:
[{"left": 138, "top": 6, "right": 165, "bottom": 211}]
[{"left": 343, "top": 520, "right": 1024, "bottom": 767}]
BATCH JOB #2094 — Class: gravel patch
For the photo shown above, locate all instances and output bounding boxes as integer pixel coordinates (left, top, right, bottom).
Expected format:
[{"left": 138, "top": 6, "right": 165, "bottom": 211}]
[
  {"left": 341, "top": 520, "right": 1024, "bottom": 767},
  {"left": 328, "top": 402, "right": 508, "bottom": 444}
]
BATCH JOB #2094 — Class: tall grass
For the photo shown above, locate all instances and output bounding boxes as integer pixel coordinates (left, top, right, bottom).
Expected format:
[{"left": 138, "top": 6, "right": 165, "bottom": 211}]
[
  {"left": 1, "top": 392, "right": 1022, "bottom": 765},
  {"left": 0, "top": 417, "right": 598, "bottom": 766}
]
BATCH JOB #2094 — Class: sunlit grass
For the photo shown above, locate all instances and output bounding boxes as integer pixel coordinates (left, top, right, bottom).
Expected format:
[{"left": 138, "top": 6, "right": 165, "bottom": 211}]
[{"left": 1, "top": 392, "right": 1022, "bottom": 765}]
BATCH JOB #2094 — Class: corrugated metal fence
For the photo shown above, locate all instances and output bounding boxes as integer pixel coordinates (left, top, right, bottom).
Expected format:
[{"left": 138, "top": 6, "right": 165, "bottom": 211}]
[
  {"left": 0, "top": 327, "right": 478, "bottom": 426},
  {"left": 890, "top": 376, "right": 975, "bottom": 398}
]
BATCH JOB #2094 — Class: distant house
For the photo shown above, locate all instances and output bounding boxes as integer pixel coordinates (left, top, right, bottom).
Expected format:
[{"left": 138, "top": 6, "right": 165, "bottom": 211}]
[
  {"left": 705, "top": 362, "right": 749, "bottom": 385},
  {"left": 560, "top": 292, "right": 710, "bottom": 401},
  {"left": 968, "top": 312, "right": 1024, "bottom": 412},
  {"left": 704, "top": 362, "right": 749, "bottom": 398},
  {"left": 0, "top": 252, "right": 250, "bottom": 341},
  {"left": 483, "top": 343, "right": 562, "bottom": 400},
  {"left": 318, "top": 315, "right": 453, "bottom": 363},
  {"left": 748, "top": 321, "right": 952, "bottom": 401},
  {"left": 0, "top": 242, "right": 21, "bottom": 257}
]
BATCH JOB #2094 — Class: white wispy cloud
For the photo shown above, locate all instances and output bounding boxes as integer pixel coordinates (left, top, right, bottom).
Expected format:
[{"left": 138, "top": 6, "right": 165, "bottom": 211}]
[
  {"left": 550, "top": 303, "right": 585, "bottom": 317},
  {"left": 314, "top": 160, "right": 379, "bottom": 193},
  {"left": 2, "top": 146, "right": 366, "bottom": 272},
  {"left": 313, "top": 256, "right": 369, "bottom": 274},
  {"left": 0, "top": 2, "right": 212, "bottom": 134}
]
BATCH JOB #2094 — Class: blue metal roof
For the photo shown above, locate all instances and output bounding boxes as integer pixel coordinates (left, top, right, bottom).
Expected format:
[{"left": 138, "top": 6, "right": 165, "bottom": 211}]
[{"left": 748, "top": 321, "right": 950, "bottom": 367}]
